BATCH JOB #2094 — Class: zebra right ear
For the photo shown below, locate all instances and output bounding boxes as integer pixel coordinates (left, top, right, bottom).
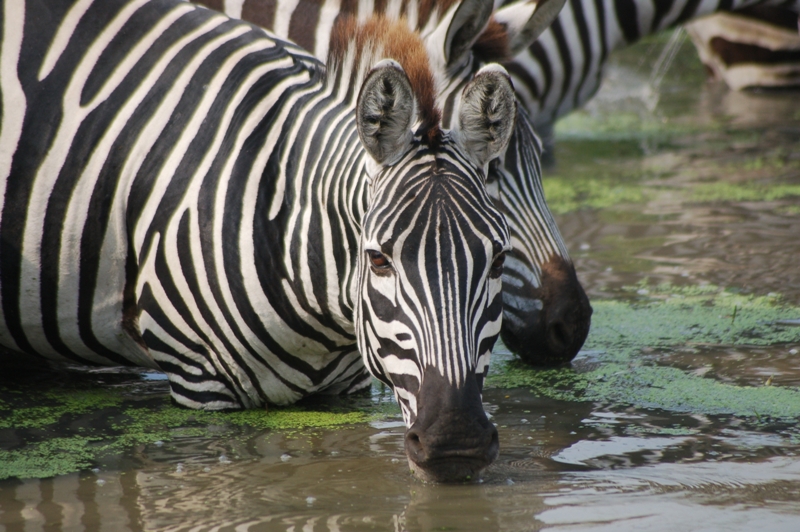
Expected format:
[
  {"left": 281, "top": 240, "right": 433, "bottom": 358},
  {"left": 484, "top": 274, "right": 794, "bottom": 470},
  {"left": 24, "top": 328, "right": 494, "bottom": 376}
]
[
  {"left": 493, "top": 0, "right": 568, "bottom": 56},
  {"left": 455, "top": 64, "right": 517, "bottom": 169},
  {"left": 357, "top": 59, "right": 417, "bottom": 167}
]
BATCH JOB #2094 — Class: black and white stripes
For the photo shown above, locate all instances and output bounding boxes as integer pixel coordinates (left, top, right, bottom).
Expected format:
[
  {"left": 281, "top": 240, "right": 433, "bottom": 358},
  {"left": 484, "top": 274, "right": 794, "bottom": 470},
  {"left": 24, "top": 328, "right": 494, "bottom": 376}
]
[
  {"left": 507, "top": 0, "right": 800, "bottom": 140},
  {"left": 205, "top": 0, "right": 594, "bottom": 367},
  {"left": 1, "top": 0, "right": 534, "bottom": 480}
]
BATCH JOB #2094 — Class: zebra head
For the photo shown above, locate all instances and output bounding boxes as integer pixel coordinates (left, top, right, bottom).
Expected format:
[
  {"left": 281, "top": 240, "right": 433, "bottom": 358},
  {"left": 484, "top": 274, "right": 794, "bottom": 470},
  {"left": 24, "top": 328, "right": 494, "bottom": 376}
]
[
  {"left": 341, "top": 21, "right": 516, "bottom": 481},
  {"left": 417, "top": 0, "right": 593, "bottom": 367}
]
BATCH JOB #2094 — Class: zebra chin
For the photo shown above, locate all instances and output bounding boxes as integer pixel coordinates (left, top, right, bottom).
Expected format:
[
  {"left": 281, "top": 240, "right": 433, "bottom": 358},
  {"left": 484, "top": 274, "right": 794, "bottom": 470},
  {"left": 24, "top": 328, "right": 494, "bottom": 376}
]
[
  {"left": 402, "top": 368, "right": 499, "bottom": 483},
  {"left": 501, "top": 255, "right": 592, "bottom": 366}
]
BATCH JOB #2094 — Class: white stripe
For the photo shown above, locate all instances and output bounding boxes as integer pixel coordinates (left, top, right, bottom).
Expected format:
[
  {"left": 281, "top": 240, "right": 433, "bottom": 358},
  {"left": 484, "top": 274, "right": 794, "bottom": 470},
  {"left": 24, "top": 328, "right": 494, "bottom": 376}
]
[
  {"left": 0, "top": 0, "right": 26, "bottom": 353},
  {"left": 38, "top": 0, "right": 96, "bottom": 80},
  {"left": 223, "top": 0, "right": 246, "bottom": 19},
  {"left": 273, "top": 0, "right": 301, "bottom": 39}
]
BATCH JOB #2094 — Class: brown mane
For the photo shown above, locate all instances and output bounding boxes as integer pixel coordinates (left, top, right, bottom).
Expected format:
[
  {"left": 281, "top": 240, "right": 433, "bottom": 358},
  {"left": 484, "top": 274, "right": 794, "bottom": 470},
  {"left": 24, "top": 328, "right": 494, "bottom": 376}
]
[{"left": 329, "top": 15, "right": 442, "bottom": 144}]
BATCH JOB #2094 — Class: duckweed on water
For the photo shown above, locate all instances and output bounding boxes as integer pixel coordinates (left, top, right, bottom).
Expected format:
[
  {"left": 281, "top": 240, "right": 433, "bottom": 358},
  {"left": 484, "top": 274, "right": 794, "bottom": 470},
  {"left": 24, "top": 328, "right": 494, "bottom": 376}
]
[
  {"left": 0, "top": 437, "right": 103, "bottom": 480},
  {"left": 690, "top": 182, "right": 800, "bottom": 203},
  {"left": 487, "top": 283, "right": 800, "bottom": 420},
  {"left": 0, "top": 381, "right": 385, "bottom": 480},
  {"left": 0, "top": 388, "right": 121, "bottom": 430},
  {"left": 542, "top": 175, "right": 648, "bottom": 215}
]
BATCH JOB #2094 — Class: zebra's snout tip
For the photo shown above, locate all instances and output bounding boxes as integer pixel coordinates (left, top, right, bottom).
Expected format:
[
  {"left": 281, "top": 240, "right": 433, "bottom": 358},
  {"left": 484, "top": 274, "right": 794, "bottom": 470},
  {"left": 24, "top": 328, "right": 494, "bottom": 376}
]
[
  {"left": 403, "top": 412, "right": 499, "bottom": 482},
  {"left": 404, "top": 425, "right": 499, "bottom": 483}
]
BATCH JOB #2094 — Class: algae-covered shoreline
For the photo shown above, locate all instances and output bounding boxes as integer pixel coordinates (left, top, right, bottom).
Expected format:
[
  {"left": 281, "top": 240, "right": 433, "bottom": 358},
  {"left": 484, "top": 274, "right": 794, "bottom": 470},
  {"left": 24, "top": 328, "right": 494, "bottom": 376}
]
[{"left": 488, "top": 283, "right": 800, "bottom": 419}]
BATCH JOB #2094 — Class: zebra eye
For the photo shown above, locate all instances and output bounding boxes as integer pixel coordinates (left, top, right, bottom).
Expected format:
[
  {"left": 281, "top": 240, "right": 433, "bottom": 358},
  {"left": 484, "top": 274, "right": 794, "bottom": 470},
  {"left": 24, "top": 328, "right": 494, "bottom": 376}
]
[
  {"left": 367, "top": 250, "right": 391, "bottom": 270},
  {"left": 489, "top": 252, "right": 505, "bottom": 279}
]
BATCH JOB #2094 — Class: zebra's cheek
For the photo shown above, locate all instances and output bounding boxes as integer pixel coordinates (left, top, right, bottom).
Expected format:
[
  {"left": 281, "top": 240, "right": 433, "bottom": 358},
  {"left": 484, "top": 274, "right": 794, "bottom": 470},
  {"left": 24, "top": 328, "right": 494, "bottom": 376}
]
[{"left": 365, "top": 268, "right": 397, "bottom": 306}]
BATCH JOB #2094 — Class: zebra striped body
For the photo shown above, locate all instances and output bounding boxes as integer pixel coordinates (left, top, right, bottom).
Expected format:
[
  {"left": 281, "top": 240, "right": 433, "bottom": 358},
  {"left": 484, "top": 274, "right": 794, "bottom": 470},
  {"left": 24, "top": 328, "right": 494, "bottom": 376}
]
[
  {"left": 686, "top": 7, "right": 800, "bottom": 90},
  {"left": 507, "top": 0, "right": 800, "bottom": 145},
  {"left": 1, "top": 0, "right": 528, "bottom": 481},
  {"left": 202, "top": 0, "right": 594, "bottom": 367},
  {"left": 1, "top": 0, "right": 353, "bottom": 408}
]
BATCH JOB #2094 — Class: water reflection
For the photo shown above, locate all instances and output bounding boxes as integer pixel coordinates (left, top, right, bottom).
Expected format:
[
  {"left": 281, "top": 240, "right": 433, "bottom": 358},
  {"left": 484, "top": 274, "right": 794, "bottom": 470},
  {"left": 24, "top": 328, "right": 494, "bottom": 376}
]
[
  {"left": 537, "top": 458, "right": 800, "bottom": 531},
  {"left": 2, "top": 382, "right": 800, "bottom": 531}
]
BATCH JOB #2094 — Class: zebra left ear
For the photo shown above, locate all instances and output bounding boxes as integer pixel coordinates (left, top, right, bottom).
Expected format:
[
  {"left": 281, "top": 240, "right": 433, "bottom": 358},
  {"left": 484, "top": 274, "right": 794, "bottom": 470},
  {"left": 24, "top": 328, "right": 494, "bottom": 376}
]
[
  {"left": 357, "top": 59, "right": 417, "bottom": 166},
  {"left": 454, "top": 64, "right": 517, "bottom": 169},
  {"left": 493, "top": 0, "right": 568, "bottom": 56}
]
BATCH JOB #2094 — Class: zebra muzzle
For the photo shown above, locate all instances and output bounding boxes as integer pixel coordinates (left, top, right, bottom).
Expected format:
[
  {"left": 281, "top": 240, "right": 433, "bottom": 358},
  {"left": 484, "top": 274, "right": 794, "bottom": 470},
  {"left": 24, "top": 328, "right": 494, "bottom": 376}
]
[{"left": 403, "top": 369, "right": 499, "bottom": 482}]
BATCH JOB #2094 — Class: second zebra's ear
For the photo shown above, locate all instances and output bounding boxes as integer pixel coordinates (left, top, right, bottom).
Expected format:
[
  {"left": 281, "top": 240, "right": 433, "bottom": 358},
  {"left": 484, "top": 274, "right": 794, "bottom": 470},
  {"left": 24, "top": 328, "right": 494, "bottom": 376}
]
[
  {"left": 357, "top": 59, "right": 417, "bottom": 166},
  {"left": 455, "top": 64, "right": 516, "bottom": 168},
  {"left": 493, "top": 0, "right": 567, "bottom": 56},
  {"left": 429, "top": 0, "right": 494, "bottom": 67}
]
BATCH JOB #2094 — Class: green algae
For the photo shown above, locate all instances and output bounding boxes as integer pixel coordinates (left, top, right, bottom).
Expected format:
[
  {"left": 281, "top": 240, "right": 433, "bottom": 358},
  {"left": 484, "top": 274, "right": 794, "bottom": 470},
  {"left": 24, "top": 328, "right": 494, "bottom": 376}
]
[
  {"left": 0, "top": 437, "right": 103, "bottom": 480},
  {"left": 0, "top": 377, "right": 391, "bottom": 480},
  {"left": 542, "top": 164, "right": 800, "bottom": 214},
  {"left": 0, "top": 388, "right": 121, "bottom": 430},
  {"left": 554, "top": 111, "right": 706, "bottom": 143},
  {"left": 690, "top": 182, "right": 800, "bottom": 203},
  {"left": 542, "top": 174, "right": 648, "bottom": 214},
  {"left": 487, "top": 283, "right": 800, "bottom": 421}
]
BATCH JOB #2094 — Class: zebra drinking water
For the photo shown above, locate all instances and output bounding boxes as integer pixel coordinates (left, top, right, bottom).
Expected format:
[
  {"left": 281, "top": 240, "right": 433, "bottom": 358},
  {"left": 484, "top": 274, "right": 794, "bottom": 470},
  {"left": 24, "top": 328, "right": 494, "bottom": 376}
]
[{"left": 0, "top": 0, "right": 552, "bottom": 482}]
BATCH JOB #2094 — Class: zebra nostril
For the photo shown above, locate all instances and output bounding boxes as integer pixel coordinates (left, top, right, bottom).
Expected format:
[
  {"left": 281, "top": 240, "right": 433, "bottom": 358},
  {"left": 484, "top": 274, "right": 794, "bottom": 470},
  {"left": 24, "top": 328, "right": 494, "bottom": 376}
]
[{"left": 405, "top": 429, "right": 425, "bottom": 459}]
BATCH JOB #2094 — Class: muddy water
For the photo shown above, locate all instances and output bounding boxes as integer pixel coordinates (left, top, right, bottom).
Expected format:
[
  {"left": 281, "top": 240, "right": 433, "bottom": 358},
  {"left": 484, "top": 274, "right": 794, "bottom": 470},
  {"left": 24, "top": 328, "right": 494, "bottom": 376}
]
[{"left": 2, "top": 32, "right": 800, "bottom": 531}]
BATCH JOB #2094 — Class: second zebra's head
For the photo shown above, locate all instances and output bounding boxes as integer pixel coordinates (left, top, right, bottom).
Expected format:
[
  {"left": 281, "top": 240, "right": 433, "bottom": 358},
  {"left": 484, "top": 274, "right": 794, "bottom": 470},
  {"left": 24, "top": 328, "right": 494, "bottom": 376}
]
[{"left": 340, "top": 21, "right": 515, "bottom": 482}]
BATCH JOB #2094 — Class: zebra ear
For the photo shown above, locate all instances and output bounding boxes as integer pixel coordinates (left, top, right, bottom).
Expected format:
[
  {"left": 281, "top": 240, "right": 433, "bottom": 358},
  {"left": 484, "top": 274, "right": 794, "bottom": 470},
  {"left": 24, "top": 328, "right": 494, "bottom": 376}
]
[
  {"left": 357, "top": 59, "right": 417, "bottom": 166},
  {"left": 430, "top": 0, "right": 494, "bottom": 67},
  {"left": 455, "top": 64, "right": 516, "bottom": 168},
  {"left": 493, "top": 0, "right": 567, "bottom": 56}
]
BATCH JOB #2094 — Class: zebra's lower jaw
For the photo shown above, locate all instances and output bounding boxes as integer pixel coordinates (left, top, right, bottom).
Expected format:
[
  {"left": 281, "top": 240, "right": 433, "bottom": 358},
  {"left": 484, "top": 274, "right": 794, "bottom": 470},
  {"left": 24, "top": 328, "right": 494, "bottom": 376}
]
[
  {"left": 501, "top": 255, "right": 592, "bottom": 366},
  {"left": 406, "top": 451, "right": 497, "bottom": 483}
]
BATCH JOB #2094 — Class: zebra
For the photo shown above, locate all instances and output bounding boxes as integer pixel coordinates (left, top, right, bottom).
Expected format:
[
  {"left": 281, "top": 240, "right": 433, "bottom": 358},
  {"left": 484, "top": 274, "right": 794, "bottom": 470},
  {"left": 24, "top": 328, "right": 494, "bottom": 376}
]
[
  {"left": 0, "top": 0, "right": 564, "bottom": 482},
  {"left": 685, "top": 6, "right": 800, "bottom": 90},
  {"left": 198, "top": 0, "right": 596, "bottom": 368},
  {"left": 506, "top": 0, "right": 800, "bottom": 151},
  {"left": 201, "top": 0, "right": 800, "bottom": 366}
]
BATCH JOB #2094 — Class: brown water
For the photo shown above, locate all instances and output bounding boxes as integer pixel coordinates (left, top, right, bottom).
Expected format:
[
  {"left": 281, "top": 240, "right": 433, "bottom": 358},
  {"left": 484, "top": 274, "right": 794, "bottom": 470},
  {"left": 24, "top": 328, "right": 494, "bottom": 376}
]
[{"left": 2, "top": 32, "right": 800, "bottom": 531}]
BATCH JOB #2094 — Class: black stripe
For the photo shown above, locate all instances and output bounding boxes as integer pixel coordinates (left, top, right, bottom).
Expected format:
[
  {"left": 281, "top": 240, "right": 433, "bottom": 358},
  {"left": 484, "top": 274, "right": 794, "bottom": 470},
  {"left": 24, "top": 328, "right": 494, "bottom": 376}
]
[
  {"left": 595, "top": 0, "right": 608, "bottom": 64},
  {"left": 651, "top": 0, "right": 674, "bottom": 32},
  {"left": 676, "top": 0, "right": 703, "bottom": 25},
  {"left": 615, "top": 0, "right": 640, "bottom": 43},
  {"left": 549, "top": 19, "right": 574, "bottom": 117},
  {"left": 571, "top": 0, "right": 593, "bottom": 112}
]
